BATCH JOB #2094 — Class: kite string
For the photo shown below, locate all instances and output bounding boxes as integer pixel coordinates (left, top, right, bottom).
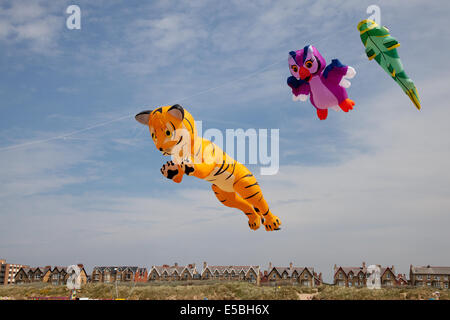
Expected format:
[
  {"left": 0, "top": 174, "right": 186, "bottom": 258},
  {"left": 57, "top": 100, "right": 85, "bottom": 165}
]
[
  {"left": 0, "top": 24, "right": 356, "bottom": 153},
  {"left": 0, "top": 59, "right": 285, "bottom": 152}
]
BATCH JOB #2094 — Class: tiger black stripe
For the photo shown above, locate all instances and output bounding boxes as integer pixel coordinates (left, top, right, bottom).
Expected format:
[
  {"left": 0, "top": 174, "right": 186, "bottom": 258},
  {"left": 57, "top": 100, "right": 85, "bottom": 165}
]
[
  {"left": 184, "top": 118, "right": 194, "bottom": 134},
  {"left": 245, "top": 182, "right": 259, "bottom": 189},
  {"left": 225, "top": 161, "right": 236, "bottom": 180},
  {"left": 153, "top": 107, "right": 163, "bottom": 114},
  {"left": 195, "top": 145, "right": 202, "bottom": 157},
  {"left": 263, "top": 209, "right": 269, "bottom": 216},
  {"left": 214, "top": 152, "right": 227, "bottom": 176},
  {"left": 215, "top": 163, "right": 230, "bottom": 176},
  {"left": 245, "top": 212, "right": 253, "bottom": 216},
  {"left": 245, "top": 191, "right": 260, "bottom": 200},
  {"left": 220, "top": 199, "right": 226, "bottom": 203},
  {"left": 233, "top": 174, "right": 253, "bottom": 186}
]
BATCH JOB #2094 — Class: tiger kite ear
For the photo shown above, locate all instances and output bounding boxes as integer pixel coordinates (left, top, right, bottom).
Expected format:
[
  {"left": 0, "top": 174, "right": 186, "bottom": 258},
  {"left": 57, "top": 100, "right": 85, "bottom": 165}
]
[
  {"left": 168, "top": 104, "right": 184, "bottom": 121},
  {"left": 135, "top": 110, "right": 152, "bottom": 126}
]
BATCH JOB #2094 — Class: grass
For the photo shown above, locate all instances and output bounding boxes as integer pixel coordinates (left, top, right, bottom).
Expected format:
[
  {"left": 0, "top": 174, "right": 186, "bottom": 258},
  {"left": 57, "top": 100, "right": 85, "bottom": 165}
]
[{"left": 0, "top": 282, "right": 448, "bottom": 300}]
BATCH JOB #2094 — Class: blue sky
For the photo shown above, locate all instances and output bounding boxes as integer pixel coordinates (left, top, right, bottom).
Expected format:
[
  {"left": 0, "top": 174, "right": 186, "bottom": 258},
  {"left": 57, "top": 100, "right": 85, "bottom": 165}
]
[{"left": 1, "top": 0, "right": 450, "bottom": 282}]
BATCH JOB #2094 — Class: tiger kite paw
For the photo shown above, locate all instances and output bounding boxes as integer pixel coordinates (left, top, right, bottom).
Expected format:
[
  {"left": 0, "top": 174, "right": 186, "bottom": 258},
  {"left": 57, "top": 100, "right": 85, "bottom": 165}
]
[
  {"left": 180, "top": 158, "right": 195, "bottom": 176},
  {"left": 160, "top": 161, "right": 183, "bottom": 183},
  {"left": 247, "top": 213, "right": 261, "bottom": 231},
  {"left": 263, "top": 214, "right": 281, "bottom": 231}
]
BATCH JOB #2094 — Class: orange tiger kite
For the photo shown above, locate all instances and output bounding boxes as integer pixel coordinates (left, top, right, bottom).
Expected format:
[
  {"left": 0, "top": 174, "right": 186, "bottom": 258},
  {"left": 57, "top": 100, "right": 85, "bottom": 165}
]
[{"left": 135, "top": 104, "right": 281, "bottom": 231}]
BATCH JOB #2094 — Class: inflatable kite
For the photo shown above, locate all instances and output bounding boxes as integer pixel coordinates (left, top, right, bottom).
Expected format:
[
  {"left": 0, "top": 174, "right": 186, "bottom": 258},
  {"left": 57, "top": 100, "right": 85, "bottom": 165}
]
[
  {"left": 287, "top": 45, "right": 356, "bottom": 120},
  {"left": 357, "top": 19, "right": 421, "bottom": 110},
  {"left": 135, "top": 104, "right": 281, "bottom": 231}
]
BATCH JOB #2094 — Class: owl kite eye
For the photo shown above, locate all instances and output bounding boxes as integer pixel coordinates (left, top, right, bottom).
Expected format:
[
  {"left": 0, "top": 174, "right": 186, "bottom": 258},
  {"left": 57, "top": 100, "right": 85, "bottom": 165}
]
[
  {"left": 291, "top": 65, "right": 298, "bottom": 72},
  {"left": 305, "top": 61, "right": 313, "bottom": 68},
  {"left": 165, "top": 130, "right": 171, "bottom": 137}
]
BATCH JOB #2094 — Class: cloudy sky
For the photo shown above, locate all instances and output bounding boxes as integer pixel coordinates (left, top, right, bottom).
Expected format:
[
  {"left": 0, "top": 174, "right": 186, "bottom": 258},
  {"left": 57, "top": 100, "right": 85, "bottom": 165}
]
[{"left": 1, "top": 0, "right": 449, "bottom": 282}]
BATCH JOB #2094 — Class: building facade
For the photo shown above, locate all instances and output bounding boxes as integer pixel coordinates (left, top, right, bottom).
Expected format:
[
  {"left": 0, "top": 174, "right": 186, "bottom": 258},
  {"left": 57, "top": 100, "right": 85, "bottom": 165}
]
[
  {"left": 148, "top": 263, "right": 198, "bottom": 281},
  {"left": 0, "top": 259, "right": 29, "bottom": 285},
  {"left": 14, "top": 264, "right": 88, "bottom": 286},
  {"left": 333, "top": 262, "right": 398, "bottom": 288},
  {"left": 266, "top": 262, "right": 317, "bottom": 287},
  {"left": 201, "top": 262, "right": 260, "bottom": 283},
  {"left": 91, "top": 266, "right": 148, "bottom": 283},
  {"left": 410, "top": 265, "right": 450, "bottom": 289}
]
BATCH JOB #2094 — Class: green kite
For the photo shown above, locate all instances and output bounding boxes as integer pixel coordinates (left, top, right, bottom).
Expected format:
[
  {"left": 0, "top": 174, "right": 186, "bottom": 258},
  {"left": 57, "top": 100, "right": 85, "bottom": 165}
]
[{"left": 357, "top": 19, "right": 421, "bottom": 110}]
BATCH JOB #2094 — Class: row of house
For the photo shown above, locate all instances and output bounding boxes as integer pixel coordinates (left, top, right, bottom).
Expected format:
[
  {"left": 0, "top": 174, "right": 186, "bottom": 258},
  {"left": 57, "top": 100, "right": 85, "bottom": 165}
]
[
  {"left": 3, "top": 258, "right": 450, "bottom": 289},
  {"left": 333, "top": 262, "right": 450, "bottom": 289},
  {"left": 13, "top": 264, "right": 88, "bottom": 285}
]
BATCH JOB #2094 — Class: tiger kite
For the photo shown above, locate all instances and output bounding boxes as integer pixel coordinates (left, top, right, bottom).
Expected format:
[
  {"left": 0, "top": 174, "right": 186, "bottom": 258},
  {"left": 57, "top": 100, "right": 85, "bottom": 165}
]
[{"left": 135, "top": 104, "right": 281, "bottom": 232}]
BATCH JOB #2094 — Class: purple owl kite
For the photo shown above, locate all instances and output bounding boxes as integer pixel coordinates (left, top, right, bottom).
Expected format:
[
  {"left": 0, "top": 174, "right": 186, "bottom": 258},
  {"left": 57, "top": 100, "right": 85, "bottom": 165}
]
[{"left": 287, "top": 45, "right": 356, "bottom": 120}]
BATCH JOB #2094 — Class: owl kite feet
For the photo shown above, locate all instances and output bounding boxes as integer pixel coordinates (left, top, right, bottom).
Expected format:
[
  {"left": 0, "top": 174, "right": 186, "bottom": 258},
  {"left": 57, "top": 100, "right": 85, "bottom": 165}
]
[
  {"left": 263, "top": 214, "right": 281, "bottom": 231},
  {"left": 317, "top": 108, "right": 328, "bottom": 120},
  {"left": 246, "top": 212, "right": 261, "bottom": 231},
  {"left": 339, "top": 99, "right": 355, "bottom": 112}
]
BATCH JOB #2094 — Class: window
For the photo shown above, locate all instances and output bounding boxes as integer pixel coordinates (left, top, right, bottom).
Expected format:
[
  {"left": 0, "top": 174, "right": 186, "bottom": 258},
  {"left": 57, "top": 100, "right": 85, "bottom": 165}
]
[
  {"left": 436, "top": 276, "right": 440, "bottom": 280},
  {"left": 339, "top": 273, "right": 343, "bottom": 279},
  {"left": 35, "top": 274, "right": 40, "bottom": 280},
  {"left": 417, "top": 275, "right": 422, "bottom": 280},
  {"left": 348, "top": 282, "right": 352, "bottom": 287},
  {"left": 304, "top": 274, "right": 308, "bottom": 279},
  {"left": 427, "top": 275, "right": 431, "bottom": 280},
  {"left": 445, "top": 283, "right": 448, "bottom": 289},
  {"left": 349, "top": 274, "right": 353, "bottom": 279},
  {"left": 386, "top": 274, "right": 390, "bottom": 279},
  {"left": 359, "top": 274, "right": 363, "bottom": 279},
  {"left": 445, "top": 276, "right": 448, "bottom": 281},
  {"left": 52, "top": 274, "right": 59, "bottom": 280}
]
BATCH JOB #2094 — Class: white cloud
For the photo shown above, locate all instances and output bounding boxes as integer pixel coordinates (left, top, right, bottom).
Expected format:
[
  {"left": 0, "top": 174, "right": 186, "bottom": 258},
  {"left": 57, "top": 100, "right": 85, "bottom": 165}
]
[{"left": 0, "top": 0, "right": 63, "bottom": 54}]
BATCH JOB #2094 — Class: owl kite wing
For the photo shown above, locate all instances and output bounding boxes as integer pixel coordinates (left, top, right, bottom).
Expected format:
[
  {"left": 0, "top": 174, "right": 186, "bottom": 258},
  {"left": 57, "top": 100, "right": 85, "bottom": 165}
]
[
  {"left": 287, "top": 76, "right": 310, "bottom": 97},
  {"left": 322, "top": 59, "right": 354, "bottom": 87}
]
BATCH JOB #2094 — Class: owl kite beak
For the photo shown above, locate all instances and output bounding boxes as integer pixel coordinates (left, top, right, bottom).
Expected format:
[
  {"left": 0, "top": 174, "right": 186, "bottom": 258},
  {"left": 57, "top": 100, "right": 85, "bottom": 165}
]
[{"left": 299, "top": 67, "right": 311, "bottom": 81}]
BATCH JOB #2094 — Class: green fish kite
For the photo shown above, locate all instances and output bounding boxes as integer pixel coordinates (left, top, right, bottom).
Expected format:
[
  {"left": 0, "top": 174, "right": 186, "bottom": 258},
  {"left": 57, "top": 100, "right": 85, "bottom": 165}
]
[{"left": 357, "top": 19, "right": 421, "bottom": 110}]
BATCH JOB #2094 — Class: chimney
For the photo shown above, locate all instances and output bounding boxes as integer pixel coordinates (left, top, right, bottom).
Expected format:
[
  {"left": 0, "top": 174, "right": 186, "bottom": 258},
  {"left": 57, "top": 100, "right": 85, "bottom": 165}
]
[
  {"left": 289, "top": 262, "right": 293, "bottom": 270},
  {"left": 203, "top": 261, "right": 207, "bottom": 270},
  {"left": 191, "top": 263, "right": 196, "bottom": 269},
  {"left": 268, "top": 262, "right": 272, "bottom": 270},
  {"left": 77, "top": 264, "right": 84, "bottom": 269},
  {"left": 174, "top": 262, "right": 178, "bottom": 267},
  {"left": 264, "top": 270, "right": 268, "bottom": 276},
  {"left": 45, "top": 266, "right": 51, "bottom": 269},
  {"left": 362, "top": 261, "right": 366, "bottom": 269},
  {"left": 334, "top": 264, "right": 337, "bottom": 271}
]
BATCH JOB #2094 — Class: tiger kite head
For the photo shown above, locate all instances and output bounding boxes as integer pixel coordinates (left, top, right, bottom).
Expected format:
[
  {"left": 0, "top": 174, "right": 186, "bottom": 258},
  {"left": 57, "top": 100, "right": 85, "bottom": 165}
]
[{"left": 135, "top": 104, "right": 197, "bottom": 160}]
